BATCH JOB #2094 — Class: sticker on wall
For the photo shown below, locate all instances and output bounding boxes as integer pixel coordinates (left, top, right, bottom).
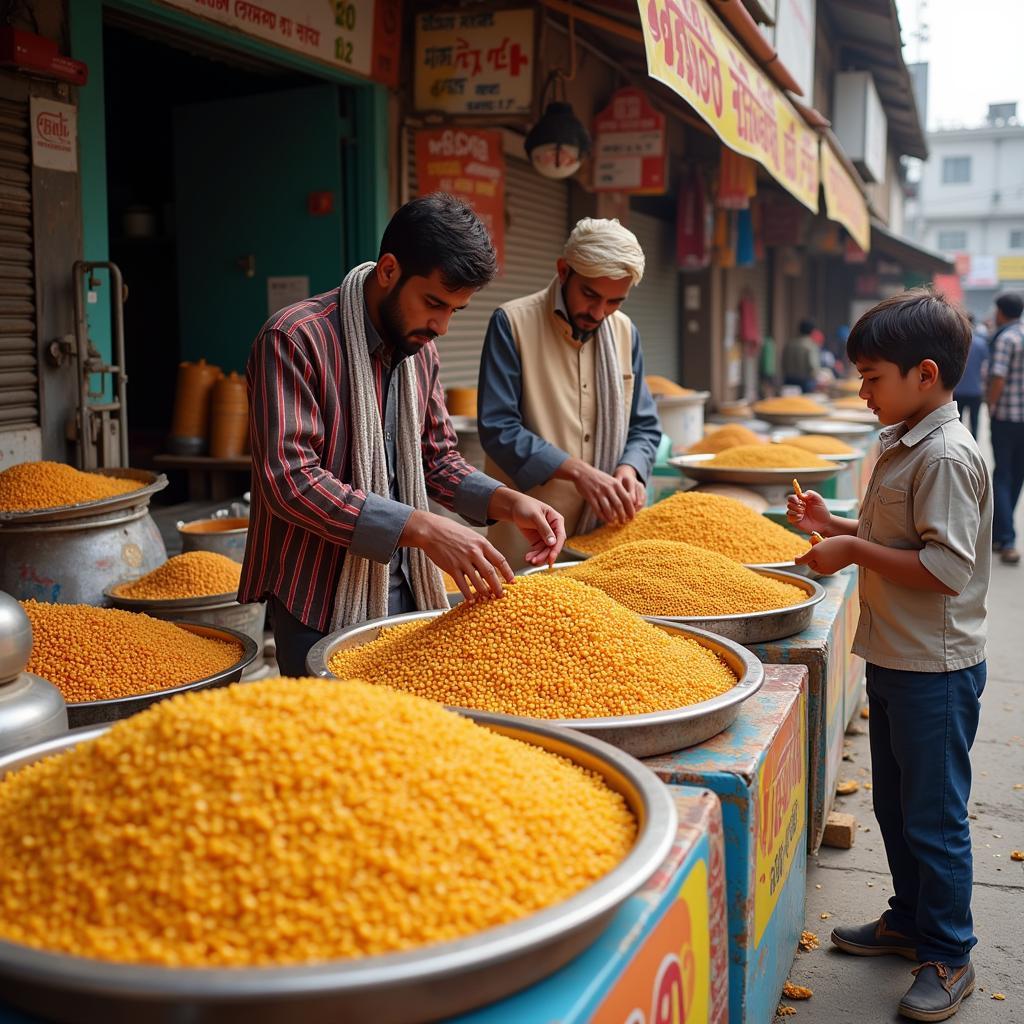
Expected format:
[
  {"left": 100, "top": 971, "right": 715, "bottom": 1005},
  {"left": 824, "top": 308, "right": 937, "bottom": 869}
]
[
  {"left": 30, "top": 98, "right": 77, "bottom": 173},
  {"left": 267, "top": 276, "right": 311, "bottom": 316}
]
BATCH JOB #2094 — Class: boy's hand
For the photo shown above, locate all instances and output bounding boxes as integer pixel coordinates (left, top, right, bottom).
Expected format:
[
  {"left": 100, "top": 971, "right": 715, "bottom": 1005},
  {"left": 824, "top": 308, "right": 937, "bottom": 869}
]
[
  {"left": 787, "top": 488, "right": 831, "bottom": 535},
  {"left": 796, "top": 536, "right": 858, "bottom": 575}
]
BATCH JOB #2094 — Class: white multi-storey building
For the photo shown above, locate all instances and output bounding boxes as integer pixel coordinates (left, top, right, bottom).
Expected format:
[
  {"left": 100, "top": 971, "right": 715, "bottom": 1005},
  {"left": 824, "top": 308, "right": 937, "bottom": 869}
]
[{"left": 907, "top": 102, "right": 1024, "bottom": 319}]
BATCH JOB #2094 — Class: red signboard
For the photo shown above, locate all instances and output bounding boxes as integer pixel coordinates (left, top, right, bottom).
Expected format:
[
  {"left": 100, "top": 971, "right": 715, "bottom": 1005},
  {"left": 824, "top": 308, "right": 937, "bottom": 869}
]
[
  {"left": 593, "top": 87, "right": 667, "bottom": 195},
  {"left": 415, "top": 128, "right": 506, "bottom": 269}
]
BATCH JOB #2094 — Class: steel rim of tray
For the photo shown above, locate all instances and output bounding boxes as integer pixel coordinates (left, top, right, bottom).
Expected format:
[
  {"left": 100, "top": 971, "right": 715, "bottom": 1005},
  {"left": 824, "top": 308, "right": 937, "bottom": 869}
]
[{"left": 103, "top": 584, "right": 242, "bottom": 612}]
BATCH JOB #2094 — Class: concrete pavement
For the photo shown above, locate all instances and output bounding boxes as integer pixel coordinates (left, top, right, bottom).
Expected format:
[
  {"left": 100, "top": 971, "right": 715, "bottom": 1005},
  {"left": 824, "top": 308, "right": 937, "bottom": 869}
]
[{"left": 777, "top": 430, "right": 1024, "bottom": 1023}]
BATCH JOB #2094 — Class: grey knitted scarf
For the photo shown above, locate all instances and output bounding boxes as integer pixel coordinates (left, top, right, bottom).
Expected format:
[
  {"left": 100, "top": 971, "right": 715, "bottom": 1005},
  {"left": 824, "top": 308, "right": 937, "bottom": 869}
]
[{"left": 330, "top": 263, "right": 447, "bottom": 630}]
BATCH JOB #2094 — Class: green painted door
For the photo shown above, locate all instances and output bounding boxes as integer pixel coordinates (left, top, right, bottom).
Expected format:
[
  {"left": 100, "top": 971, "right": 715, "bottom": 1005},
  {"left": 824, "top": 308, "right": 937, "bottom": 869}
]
[{"left": 173, "top": 85, "right": 345, "bottom": 372}]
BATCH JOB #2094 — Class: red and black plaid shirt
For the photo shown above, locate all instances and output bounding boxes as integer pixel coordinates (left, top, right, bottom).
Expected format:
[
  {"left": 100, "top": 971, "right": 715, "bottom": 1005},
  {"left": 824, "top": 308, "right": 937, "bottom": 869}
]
[{"left": 239, "top": 288, "right": 483, "bottom": 631}]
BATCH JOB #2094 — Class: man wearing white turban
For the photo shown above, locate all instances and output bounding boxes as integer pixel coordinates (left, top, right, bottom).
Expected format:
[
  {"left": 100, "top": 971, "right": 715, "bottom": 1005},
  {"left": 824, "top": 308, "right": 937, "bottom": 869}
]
[{"left": 478, "top": 218, "right": 662, "bottom": 566}]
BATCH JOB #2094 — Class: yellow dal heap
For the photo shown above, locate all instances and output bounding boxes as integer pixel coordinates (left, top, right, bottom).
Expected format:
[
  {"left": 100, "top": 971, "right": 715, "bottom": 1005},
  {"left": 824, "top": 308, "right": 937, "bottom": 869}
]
[
  {"left": 0, "top": 461, "right": 141, "bottom": 512},
  {"left": 708, "top": 444, "right": 832, "bottom": 469},
  {"left": 645, "top": 375, "right": 694, "bottom": 397},
  {"left": 0, "top": 678, "right": 635, "bottom": 966},
  {"left": 832, "top": 395, "right": 870, "bottom": 409},
  {"left": 21, "top": 601, "right": 242, "bottom": 703},
  {"left": 786, "top": 434, "right": 855, "bottom": 455},
  {"left": 328, "top": 575, "right": 736, "bottom": 718},
  {"left": 559, "top": 540, "right": 807, "bottom": 617},
  {"left": 569, "top": 491, "right": 808, "bottom": 564},
  {"left": 112, "top": 551, "right": 241, "bottom": 601},
  {"left": 686, "top": 424, "right": 765, "bottom": 455},
  {"left": 753, "top": 396, "right": 826, "bottom": 415}
]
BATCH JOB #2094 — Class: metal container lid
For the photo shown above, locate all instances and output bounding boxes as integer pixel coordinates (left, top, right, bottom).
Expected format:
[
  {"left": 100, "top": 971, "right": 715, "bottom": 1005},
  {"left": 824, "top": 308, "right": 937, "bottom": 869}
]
[{"left": 0, "top": 592, "right": 68, "bottom": 755}]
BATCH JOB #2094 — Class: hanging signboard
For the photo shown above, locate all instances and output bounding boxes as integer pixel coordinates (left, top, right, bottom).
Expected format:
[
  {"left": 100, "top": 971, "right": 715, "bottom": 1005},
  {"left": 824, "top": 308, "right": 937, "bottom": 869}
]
[
  {"left": 997, "top": 255, "right": 1024, "bottom": 283},
  {"left": 413, "top": 8, "right": 534, "bottom": 117},
  {"left": 593, "top": 87, "right": 667, "bottom": 194},
  {"left": 821, "top": 140, "right": 871, "bottom": 254},
  {"left": 639, "top": 0, "right": 819, "bottom": 212},
  {"left": 30, "top": 97, "right": 77, "bottom": 172},
  {"left": 966, "top": 254, "right": 997, "bottom": 288},
  {"left": 157, "top": 0, "right": 402, "bottom": 88},
  {"left": 415, "top": 128, "right": 506, "bottom": 268}
]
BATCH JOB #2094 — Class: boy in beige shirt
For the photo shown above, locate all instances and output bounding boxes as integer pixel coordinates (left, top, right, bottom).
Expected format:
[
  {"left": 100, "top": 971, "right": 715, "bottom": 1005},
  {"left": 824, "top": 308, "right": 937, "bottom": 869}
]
[{"left": 789, "top": 290, "right": 991, "bottom": 1022}]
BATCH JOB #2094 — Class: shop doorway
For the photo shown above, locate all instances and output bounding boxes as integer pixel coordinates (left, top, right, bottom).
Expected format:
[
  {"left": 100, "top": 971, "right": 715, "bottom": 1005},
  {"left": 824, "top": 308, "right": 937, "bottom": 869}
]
[{"left": 102, "top": 18, "right": 348, "bottom": 466}]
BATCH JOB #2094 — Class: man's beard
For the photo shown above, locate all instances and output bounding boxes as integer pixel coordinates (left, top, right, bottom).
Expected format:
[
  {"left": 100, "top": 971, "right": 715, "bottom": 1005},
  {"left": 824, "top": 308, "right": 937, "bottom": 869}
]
[{"left": 380, "top": 286, "right": 436, "bottom": 357}]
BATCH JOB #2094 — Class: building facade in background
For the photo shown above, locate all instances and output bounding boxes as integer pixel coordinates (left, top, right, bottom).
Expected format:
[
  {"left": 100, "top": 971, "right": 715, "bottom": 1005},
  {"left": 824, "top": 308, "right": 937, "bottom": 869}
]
[{"left": 907, "top": 102, "right": 1024, "bottom": 321}]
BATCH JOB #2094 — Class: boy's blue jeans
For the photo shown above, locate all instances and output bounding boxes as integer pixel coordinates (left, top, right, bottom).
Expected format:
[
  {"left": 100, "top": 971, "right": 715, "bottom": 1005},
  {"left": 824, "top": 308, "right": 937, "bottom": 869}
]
[{"left": 866, "top": 661, "right": 986, "bottom": 967}]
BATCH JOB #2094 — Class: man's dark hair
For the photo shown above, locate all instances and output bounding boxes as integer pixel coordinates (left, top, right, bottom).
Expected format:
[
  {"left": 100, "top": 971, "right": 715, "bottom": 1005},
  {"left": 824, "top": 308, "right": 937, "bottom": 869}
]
[
  {"left": 995, "top": 291, "right": 1024, "bottom": 320},
  {"left": 846, "top": 288, "right": 971, "bottom": 389},
  {"left": 799, "top": 318, "right": 815, "bottom": 335},
  {"left": 378, "top": 193, "right": 497, "bottom": 290}
]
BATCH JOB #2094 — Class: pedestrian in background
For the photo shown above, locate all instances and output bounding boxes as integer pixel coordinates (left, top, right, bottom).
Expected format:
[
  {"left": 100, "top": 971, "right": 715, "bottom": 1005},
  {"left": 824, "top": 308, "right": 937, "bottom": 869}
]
[
  {"left": 954, "top": 314, "right": 988, "bottom": 439},
  {"left": 986, "top": 291, "right": 1024, "bottom": 565},
  {"left": 782, "top": 318, "right": 821, "bottom": 392}
]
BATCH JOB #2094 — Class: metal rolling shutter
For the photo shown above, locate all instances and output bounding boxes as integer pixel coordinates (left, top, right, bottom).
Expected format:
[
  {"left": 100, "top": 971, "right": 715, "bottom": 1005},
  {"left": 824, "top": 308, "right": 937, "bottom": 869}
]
[
  {"left": 0, "top": 90, "right": 37, "bottom": 429},
  {"left": 627, "top": 211, "right": 680, "bottom": 381},
  {"left": 407, "top": 135, "right": 569, "bottom": 388}
]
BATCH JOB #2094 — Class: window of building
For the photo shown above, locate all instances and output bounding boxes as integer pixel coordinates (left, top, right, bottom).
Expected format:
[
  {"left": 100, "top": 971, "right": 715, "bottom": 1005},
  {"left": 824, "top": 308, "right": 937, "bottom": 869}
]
[
  {"left": 942, "top": 156, "right": 971, "bottom": 184},
  {"left": 937, "top": 230, "right": 968, "bottom": 251},
  {"left": 1011, "top": 229, "right": 1024, "bottom": 250}
]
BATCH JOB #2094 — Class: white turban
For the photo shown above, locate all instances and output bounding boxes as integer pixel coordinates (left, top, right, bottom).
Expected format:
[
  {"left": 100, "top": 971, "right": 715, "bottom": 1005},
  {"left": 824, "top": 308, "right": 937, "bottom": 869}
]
[{"left": 562, "top": 217, "right": 645, "bottom": 286}]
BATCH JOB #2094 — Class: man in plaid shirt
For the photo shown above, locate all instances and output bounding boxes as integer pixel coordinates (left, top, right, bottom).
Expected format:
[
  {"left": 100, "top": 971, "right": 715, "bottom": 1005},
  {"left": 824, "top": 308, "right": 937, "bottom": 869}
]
[{"left": 987, "top": 291, "right": 1024, "bottom": 564}]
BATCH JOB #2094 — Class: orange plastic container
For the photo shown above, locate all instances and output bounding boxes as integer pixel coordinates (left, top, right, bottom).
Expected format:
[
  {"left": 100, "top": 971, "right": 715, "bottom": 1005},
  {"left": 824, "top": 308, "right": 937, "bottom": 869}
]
[
  {"left": 445, "top": 387, "right": 478, "bottom": 418},
  {"left": 170, "top": 358, "right": 221, "bottom": 443},
  {"left": 208, "top": 372, "right": 249, "bottom": 458}
]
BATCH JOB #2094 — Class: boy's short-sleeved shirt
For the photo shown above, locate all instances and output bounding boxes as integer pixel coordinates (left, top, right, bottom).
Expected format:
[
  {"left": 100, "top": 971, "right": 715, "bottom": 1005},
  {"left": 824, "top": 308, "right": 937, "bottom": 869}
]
[{"left": 854, "top": 402, "right": 991, "bottom": 672}]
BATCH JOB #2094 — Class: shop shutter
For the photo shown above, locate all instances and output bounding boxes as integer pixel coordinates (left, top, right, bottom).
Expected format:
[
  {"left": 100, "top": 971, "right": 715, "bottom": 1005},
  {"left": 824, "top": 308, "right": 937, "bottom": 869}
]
[
  {"left": 406, "top": 134, "right": 569, "bottom": 388},
  {"left": 0, "top": 90, "right": 37, "bottom": 428},
  {"left": 626, "top": 211, "right": 680, "bottom": 381}
]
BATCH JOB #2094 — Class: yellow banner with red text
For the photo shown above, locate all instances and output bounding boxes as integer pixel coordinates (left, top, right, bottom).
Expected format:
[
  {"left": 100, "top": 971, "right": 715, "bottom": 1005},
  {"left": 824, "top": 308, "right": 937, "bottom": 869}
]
[
  {"left": 639, "top": 0, "right": 820, "bottom": 211},
  {"left": 821, "top": 140, "right": 872, "bottom": 253}
]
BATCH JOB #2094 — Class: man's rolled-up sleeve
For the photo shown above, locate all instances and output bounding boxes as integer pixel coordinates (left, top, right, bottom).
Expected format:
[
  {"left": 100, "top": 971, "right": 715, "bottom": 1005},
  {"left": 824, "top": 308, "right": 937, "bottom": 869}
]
[
  {"left": 477, "top": 308, "right": 570, "bottom": 491},
  {"left": 914, "top": 457, "right": 983, "bottom": 595}
]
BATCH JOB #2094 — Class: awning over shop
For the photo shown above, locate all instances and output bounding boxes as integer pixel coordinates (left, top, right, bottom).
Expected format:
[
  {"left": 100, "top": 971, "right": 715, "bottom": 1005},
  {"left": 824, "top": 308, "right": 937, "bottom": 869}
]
[
  {"left": 870, "top": 221, "right": 954, "bottom": 275},
  {"left": 821, "top": 138, "right": 871, "bottom": 253},
  {"left": 638, "top": 0, "right": 820, "bottom": 212}
]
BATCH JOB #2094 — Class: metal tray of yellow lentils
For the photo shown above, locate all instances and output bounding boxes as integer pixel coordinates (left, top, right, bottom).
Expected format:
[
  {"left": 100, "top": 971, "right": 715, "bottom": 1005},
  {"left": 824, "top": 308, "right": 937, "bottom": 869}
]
[
  {"left": 521, "top": 563, "right": 825, "bottom": 643},
  {"left": 307, "top": 611, "right": 764, "bottom": 758},
  {"left": 0, "top": 714, "right": 677, "bottom": 1024}
]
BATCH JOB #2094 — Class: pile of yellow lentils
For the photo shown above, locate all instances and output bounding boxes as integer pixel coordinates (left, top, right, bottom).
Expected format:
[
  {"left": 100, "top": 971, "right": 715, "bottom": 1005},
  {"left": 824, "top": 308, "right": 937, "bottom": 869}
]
[
  {"left": 786, "top": 434, "right": 855, "bottom": 455},
  {"left": 685, "top": 424, "right": 765, "bottom": 455},
  {"left": 832, "top": 395, "right": 870, "bottom": 410},
  {"left": 111, "top": 551, "right": 242, "bottom": 601},
  {"left": 22, "top": 601, "right": 242, "bottom": 703},
  {"left": 559, "top": 540, "right": 807, "bottom": 617},
  {"left": 645, "top": 375, "right": 694, "bottom": 397},
  {"left": 0, "top": 461, "right": 141, "bottom": 513},
  {"left": 0, "top": 678, "right": 635, "bottom": 966},
  {"left": 753, "top": 396, "right": 828, "bottom": 416},
  {"left": 569, "top": 491, "right": 808, "bottom": 564},
  {"left": 708, "top": 444, "right": 833, "bottom": 470},
  {"left": 328, "top": 575, "right": 737, "bottom": 719}
]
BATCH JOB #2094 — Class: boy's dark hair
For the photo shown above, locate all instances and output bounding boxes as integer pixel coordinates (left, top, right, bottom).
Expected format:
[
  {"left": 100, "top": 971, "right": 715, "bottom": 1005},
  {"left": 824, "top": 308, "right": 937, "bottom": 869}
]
[
  {"left": 379, "top": 193, "right": 497, "bottom": 290},
  {"left": 846, "top": 288, "right": 971, "bottom": 389},
  {"left": 799, "top": 318, "right": 815, "bottom": 335},
  {"left": 995, "top": 292, "right": 1024, "bottom": 320}
]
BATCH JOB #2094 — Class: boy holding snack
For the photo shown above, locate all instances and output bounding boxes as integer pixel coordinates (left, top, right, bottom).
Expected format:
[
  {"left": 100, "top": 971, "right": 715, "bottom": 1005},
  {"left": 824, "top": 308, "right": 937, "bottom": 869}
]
[{"left": 788, "top": 289, "right": 991, "bottom": 1022}]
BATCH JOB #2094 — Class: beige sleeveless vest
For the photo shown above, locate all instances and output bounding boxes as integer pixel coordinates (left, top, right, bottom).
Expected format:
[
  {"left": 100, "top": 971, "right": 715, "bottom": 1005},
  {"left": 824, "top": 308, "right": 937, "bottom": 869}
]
[{"left": 484, "top": 278, "right": 635, "bottom": 567}]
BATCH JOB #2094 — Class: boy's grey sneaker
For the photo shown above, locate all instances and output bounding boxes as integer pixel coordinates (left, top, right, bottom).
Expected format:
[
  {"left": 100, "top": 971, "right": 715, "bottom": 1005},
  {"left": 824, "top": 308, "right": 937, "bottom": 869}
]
[
  {"left": 831, "top": 917, "right": 918, "bottom": 959},
  {"left": 898, "top": 961, "right": 975, "bottom": 1021},
  {"left": 1000, "top": 547, "right": 1021, "bottom": 565}
]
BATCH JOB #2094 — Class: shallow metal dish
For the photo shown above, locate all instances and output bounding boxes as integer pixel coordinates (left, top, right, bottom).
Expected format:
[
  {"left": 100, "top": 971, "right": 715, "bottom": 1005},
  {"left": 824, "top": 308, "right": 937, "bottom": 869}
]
[
  {"left": 752, "top": 408, "right": 830, "bottom": 427},
  {"left": 827, "top": 408, "right": 878, "bottom": 424},
  {"left": 668, "top": 453, "right": 842, "bottom": 486},
  {"left": 64, "top": 621, "right": 259, "bottom": 728},
  {"left": 794, "top": 418, "right": 875, "bottom": 442},
  {"left": 0, "top": 469, "right": 168, "bottom": 525},
  {"left": 103, "top": 584, "right": 240, "bottom": 612},
  {"left": 559, "top": 546, "right": 810, "bottom": 575},
  {"left": 308, "top": 613, "right": 764, "bottom": 758},
  {"left": 520, "top": 565, "right": 823, "bottom": 643},
  {"left": 0, "top": 714, "right": 677, "bottom": 1024}
]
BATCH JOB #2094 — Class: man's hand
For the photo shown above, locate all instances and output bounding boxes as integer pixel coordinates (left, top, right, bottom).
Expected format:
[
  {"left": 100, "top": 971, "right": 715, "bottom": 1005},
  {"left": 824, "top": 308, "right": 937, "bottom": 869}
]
[
  {"left": 400, "top": 509, "right": 514, "bottom": 604},
  {"left": 787, "top": 488, "right": 832, "bottom": 536},
  {"left": 556, "top": 457, "right": 636, "bottom": 525},
  {"left": 488, "top": 487, "right": 565, "bottom": 566},
  {"left": 795, "top": 535, "right": 858, "bottom": 575},
  {"left": 614, "top": 464, "right": 647, "bottom": 513}
]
